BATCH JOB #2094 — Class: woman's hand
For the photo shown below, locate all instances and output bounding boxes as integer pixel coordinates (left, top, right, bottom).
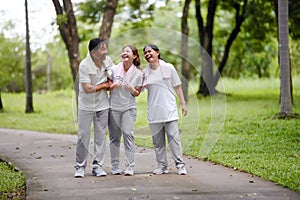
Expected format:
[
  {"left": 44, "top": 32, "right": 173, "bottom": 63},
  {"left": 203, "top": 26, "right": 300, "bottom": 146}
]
[
  {"left": 110, "top": 81, "right": 122, "bottom": 90},
  {"left": 125, "top": 82, "right": 135, "bottom": 93},
  {"left": 181, "top": 104, "right": 188, "bottom": 116}
]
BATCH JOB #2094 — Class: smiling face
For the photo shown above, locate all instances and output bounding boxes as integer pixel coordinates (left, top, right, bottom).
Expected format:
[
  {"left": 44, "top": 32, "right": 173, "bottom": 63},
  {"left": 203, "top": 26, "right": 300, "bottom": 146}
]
[
  {"left": 121, "top": 46, "right": 136, "bottom": 64},
  {"left": 143, "top": 46, "right": 159, "bottom": 64}
]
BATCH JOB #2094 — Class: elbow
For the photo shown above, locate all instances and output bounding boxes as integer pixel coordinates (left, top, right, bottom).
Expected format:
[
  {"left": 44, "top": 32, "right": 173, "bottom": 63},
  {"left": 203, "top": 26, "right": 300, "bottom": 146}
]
[{"left": 82, "top": 83, "right": 94, "bottom": 94}]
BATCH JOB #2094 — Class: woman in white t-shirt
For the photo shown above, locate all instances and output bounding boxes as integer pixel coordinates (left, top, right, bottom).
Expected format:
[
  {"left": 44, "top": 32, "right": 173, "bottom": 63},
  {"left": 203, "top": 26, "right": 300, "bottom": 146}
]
[
  {"left": 143, "top": 44, "right": 188, "bottom": 175},
  {"left": 108, "top": 45, "right": 143, "bottom": 176}
]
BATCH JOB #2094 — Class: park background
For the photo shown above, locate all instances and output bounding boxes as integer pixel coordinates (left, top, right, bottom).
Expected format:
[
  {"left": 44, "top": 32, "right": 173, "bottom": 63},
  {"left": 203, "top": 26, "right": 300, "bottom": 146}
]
[{"left": 0, "top": 0, "right": 299, "bottom": 198}]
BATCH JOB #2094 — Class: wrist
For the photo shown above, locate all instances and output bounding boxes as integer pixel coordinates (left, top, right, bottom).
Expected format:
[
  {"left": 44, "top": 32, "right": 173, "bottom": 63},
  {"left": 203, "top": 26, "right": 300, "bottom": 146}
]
[
  {"left": 131, "top": 89, "right": 139, "bottom": 96},
  {"left": 95, "top": 85, "right": 99, "bottom": 92}
]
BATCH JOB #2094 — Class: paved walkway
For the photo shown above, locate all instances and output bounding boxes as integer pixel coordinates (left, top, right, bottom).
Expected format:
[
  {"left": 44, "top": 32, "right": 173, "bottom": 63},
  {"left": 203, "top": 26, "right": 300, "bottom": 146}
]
[{"left": 0, "top": 128, "right": 299, "bottom": 200}]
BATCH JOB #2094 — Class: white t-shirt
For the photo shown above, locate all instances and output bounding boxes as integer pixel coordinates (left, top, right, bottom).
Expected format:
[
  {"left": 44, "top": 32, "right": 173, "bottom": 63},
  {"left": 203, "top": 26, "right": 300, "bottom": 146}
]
[
  {"left": 143, "top": 60, "right": 182, "bottom": 123},
  {"left": 78, "top": 54, "right": 112, "bottom": 111},
  {"left": 109, "top": 63, "right": 143, "bottom": 112}
]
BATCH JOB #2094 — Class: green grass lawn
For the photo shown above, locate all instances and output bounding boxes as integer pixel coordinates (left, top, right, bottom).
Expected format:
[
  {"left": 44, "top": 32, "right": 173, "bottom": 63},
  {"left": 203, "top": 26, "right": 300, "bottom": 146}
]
[
  {"left": 0, "top": 160, "right": 25, "bottom": 199},
  {"left": 0, "top": 77, "right": 299, "bottom": 197}
]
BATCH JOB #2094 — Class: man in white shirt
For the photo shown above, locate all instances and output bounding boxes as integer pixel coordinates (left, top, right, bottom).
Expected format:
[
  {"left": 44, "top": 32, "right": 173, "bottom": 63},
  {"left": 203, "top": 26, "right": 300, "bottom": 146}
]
[{"left": 74, "top": 38, "right": 113, "bottom": 178}]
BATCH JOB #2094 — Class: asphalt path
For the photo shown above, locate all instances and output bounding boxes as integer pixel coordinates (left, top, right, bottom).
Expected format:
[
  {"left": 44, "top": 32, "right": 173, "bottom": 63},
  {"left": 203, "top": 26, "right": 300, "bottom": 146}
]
[{"left": 0, "top": 128, "right": 299, "bottom": 200}]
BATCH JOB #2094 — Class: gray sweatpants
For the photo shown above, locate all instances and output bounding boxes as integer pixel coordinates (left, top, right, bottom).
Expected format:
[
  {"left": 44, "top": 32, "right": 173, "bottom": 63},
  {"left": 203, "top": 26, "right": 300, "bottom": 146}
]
[
  {"left": 108, "top": 108, "right": 136, "bottom": 168},
  {"left": 75, "top": 109, "right": 109, "bottom": 168},
  {"left": 149, "top": 120, "right": 185, "bottom": 168}
]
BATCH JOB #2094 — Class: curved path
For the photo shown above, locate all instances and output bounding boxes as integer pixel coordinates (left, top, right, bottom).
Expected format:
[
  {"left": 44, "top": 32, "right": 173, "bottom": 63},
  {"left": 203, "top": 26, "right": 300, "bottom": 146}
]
[{"left": 0, "top": 128, "right": 299, "bottom": 200}]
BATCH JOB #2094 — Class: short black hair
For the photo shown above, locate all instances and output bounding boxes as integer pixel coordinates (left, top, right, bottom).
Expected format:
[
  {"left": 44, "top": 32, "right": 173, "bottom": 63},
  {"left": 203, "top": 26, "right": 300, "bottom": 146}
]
[{"left": 88, "top": 38, "right": 106, "bottom": 52}]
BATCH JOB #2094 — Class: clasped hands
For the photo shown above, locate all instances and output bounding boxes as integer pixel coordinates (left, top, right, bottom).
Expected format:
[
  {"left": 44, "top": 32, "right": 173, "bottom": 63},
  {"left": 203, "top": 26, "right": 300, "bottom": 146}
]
[{"left": 109, "top": 81, "right": 136, "bottom": 93}]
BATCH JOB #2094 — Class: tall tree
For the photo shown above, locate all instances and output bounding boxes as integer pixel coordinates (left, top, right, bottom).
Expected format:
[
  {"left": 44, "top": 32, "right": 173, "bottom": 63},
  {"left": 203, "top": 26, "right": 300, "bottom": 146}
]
[
  {"left": 52, "top": 0, "right": 118, "bottom": 81},
  {"left": 277, "top": 0, "right": 293, "bottom": 116},
  {"left": 99, "top": 0, "right": 118, "bottom": 40},
  {"left": 0, "top": 93, "right": 3, "bottom": 112},
  {"left": 25, "top": 0, "right": 34, "bottom": 113},
  {"left": 273, "top": 0, "right": 299, "bottom": 105},
  {"left": 195, "top": 0, "right": 217, "bottom": 96},
  {"left": 52, "top": 0, "right": 80, "bottom": 82},
  {"left": 195, "top": 0, "right": 249, "bottom": 96},
  {"left": 212, "top": 0, "right": 248, "bottom": 87},
  {"left": 181, "top": 0, "right": 192, "bottom": 102}
]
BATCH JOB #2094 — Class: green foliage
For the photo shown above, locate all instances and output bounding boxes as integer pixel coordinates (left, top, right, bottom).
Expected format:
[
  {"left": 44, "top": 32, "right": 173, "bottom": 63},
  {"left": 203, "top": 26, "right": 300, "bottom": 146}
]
[
  {"left": 73, "top": 0, "right": 300, "bottom": 82},
  {"left": 0, "top": 21, "right": 25, "bottom": 92},
  {"left": 0, "top": 32, "right": 25, "bottom": 92},
  {"left": 39, "top": 41, "right": 74, "bottom": 90},
  {"left": 56, "top": 14, "right": 68, "bottom": 26},
  {"left": 223, "top": 37, "right": 278, "bottom": 78},
  {"left": 290, "top": 41, "right": 300, "bottom": 75},
  {"left": 0, "top": 21, "right": 73, "bottom": 93},
  {"left": 2, "top": 0, "right": 300, "bottom": 94},
  {"left": 213, "top": 0, "right": 278, "bottom": 78},
  {"left": 114, "top": 0, "right": 155, "bottom": 30},
  {"left": 75, "top": 0, "right": 105, "bottom": 24},
  {"left": 0, "top": 161, "right": 25, "bottom": 200},
  {"left": 242, "top": 0, "right": 276, "bottom": 43},
  {"left": 289, "top": 0, "right": 300, "bottom": 40}
]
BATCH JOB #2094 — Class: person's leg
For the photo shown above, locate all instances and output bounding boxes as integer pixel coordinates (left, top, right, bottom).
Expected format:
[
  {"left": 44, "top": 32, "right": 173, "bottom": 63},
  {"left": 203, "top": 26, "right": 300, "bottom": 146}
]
[
  {"left": 108, "top": 110, "right": 122, "bottom": 173},
  {"left": 75, "top": 110, "right": 93, "bottom": 177},
  {"left": 149, "top": 123, "right": 168, "bottom": 169},
  {"left": 165, "top": 120, "right": 185, "bottom": 165},
  {"left": 122, "top": 109, "right": 136, "bottom": 175},
  {"left": 93, "top": 109, "right": 109, "bottom": 167},
  {"left": 165, "top": 120, "right": 187, "bottom": 175},
  {"left": 75, "top": 109, "right": 93, "bottom": 167}
]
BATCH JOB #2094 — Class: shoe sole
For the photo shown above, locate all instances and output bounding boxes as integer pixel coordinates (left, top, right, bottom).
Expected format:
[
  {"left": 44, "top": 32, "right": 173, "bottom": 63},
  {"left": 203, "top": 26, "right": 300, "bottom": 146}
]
[
  {"left": 178, "top": 172, "right": 187, "bottom": 175},
  {"left": 124, "top": 172, "right": 134, "bottom": 176},
  {"left": 153, "top": 171, "right": 169, "bottom": 175},
  {"left": 92, "top": 172, "right": 107, "bottom": 177},
  {"left": 74, "top": 175, "right": 84, "bottom": 178},
  {"left": 93, "top": 174, "right": 106, "bottom": 177}
]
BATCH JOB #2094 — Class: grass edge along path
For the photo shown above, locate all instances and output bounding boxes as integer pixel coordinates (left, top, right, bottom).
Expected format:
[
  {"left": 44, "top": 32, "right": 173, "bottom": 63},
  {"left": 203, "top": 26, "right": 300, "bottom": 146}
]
[{"left": 0, "top": 159, "right": 25, "bottom": 200}]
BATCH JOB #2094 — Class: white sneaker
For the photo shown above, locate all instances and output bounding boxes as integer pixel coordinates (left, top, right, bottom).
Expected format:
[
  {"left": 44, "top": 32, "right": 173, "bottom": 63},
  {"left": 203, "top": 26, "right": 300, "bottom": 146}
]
[
  {"left": 92, "top": 166, "right": 107, "bottom": 177},
  {"left": 74, "top": 167, "right": 85, "bottom": 178},
  {"left": 111, "top": 166, "right": 122, "bottom": 175},
  {"left": 153, "top": 167, "right": 169, "bottom": 175},
  {"left": 124, "top": 166, "right": 134, "bottom": 176},
  {"left": 177, "top": 165, "right": 187, "bottom": 175}
]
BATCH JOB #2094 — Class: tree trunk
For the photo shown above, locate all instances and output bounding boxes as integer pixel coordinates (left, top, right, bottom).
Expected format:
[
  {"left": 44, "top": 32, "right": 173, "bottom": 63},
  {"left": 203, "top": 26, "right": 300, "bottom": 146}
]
[
  {"left": 195, "top": 0, "right": 217, "bottom": 96},
  {"left": 195, "top": 0, "right": 204, "bottom": 46},
  {"left": 213, "top": 0, "right": 248, "bottom": 87},
  {"left": 47, "top": 53, "right": 52, "bottom": 91},
  {"left": 52, "top": 0, "right": 81, "bottom": 82},
  {"left": 196, "top": 0, "right": 249, "bottom": 96},
  {"left": 181, "top": 0, "right": 191, "bottom": 102},
  {"left": 0, "top": 93, "right": 3, "bottom": 111},
  {"left": 25, "top": 0, "right": 34, "bottom": 113},
  {"left": 273, "top": 0, "right": 293, "bottom": 105},
  {"left": 278, "top": 0, "right": 293, "bottom": 115},
  {"left": 99, "top": 0, "right": 118, "bottom": 41}
]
